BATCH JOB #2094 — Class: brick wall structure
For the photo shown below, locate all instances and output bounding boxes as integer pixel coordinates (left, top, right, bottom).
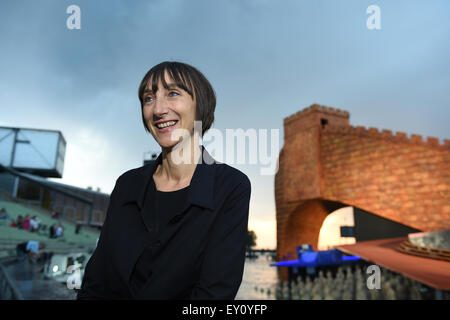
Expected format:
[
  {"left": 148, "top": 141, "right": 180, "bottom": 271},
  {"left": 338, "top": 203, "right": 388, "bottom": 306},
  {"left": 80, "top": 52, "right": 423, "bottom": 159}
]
[{"left": 275, "top": 104, "right": 450, "bottom": 281}]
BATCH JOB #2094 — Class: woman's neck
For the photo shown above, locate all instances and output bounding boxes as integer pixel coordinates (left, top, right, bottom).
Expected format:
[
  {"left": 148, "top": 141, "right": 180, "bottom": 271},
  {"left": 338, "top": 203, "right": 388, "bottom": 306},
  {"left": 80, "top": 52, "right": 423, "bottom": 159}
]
[{"left": 154, "top": 141, "right": 202, "bottom": 190}]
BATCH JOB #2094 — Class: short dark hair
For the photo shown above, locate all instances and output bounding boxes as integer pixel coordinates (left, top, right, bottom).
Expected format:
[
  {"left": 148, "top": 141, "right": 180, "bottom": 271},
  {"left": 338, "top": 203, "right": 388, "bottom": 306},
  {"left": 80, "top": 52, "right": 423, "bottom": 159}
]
[{"left": 138, "top": 61, "right": 216, "bottom": 136}]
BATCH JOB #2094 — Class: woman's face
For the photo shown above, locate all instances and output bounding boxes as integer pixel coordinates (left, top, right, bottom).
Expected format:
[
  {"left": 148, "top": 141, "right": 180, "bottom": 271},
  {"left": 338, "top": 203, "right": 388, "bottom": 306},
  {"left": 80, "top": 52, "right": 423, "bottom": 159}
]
[{"left": 142, "top": 71, "right": 196, "bottom": 149}]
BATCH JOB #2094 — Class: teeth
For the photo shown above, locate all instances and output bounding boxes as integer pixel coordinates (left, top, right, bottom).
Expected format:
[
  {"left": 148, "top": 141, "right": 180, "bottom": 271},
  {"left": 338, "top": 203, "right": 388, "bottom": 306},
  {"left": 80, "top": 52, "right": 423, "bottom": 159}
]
[{"left": 156, "top": 121, "right": 176, "bottom": 129}]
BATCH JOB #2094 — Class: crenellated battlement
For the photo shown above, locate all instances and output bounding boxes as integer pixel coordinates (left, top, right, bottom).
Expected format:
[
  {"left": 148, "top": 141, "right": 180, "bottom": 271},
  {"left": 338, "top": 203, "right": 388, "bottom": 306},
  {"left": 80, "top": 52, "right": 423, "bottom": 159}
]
[
  {"left": 284, "top": 104, "right": 449, "bottom": 150},
  {"left": 284, "top": 104, "right": 350, "bottom": 125},
  {"left": 322, "top": 124, "right": 450, "bottom": 150}
]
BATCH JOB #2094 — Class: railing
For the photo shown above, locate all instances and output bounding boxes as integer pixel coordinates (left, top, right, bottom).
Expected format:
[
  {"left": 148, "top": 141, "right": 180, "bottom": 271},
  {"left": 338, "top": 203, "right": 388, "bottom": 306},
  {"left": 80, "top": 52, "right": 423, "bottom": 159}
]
[{"left": 0, "top": 257, "right": 24, "bottom": 300}]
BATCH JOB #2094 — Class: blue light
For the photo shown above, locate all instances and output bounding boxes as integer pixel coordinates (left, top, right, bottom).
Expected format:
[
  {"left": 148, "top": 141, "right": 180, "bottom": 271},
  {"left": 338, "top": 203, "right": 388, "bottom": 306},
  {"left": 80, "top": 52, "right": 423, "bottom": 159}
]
[
  {"left": 342, "top": 255, "right": 360, "bottom": 261},
  {"left": 301, "top": 252, "right": 318, "bottom": 263},
  {"left": 270, "top": 253, "right": 361, "bottom": 267}
]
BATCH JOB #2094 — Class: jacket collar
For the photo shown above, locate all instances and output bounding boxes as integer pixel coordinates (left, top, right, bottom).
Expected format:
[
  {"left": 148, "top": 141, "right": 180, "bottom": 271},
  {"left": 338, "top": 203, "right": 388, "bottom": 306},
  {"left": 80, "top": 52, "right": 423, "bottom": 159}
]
[{"left": 119, "top": 145, "right": 217, "bottom": 211}]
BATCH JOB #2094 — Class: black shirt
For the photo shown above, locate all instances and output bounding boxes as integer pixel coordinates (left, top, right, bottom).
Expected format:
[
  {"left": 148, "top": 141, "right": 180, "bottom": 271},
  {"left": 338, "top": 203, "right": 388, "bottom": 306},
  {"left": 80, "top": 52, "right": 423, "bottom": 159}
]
[
  {"left": 17, "top": 241, "right": 28, "bottom": 253},
  {"left": 129, "top": 183, "right": 190, "bottom": 295},
  {"left": 77, "top": 145, "right": 251, "bottom": 300}
]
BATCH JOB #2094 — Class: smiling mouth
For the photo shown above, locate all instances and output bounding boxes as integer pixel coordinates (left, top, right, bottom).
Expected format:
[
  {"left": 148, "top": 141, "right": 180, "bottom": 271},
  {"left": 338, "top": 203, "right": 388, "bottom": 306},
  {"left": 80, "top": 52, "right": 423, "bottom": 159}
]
[{"left": 155, "top": 120, "right": 179, "bottom": 132}]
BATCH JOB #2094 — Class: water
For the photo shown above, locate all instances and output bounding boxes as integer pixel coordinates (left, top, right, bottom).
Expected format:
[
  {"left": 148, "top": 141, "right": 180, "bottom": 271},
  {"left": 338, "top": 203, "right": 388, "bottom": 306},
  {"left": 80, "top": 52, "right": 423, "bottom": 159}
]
[{"left": 235, "top": 254, "right": 279, "bottom": 300}]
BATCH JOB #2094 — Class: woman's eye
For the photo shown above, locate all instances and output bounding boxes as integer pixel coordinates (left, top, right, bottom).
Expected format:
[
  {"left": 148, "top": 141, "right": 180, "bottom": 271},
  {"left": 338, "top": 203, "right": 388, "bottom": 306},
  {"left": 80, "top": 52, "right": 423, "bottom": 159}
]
[
  {"left": 143, "top": 96, "right": 153, "bottom": 103},
  {"left": 168, "top": 91, "right": 179, "bottom": 97}
]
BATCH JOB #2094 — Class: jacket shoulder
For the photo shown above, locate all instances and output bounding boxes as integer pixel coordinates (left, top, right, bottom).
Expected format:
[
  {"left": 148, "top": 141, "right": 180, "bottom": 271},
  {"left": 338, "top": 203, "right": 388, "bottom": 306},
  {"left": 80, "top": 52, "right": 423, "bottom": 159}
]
[
  {"left": 116, "top": 164, "right": 150, "bottom": 184},
  {"left": 214, "top": 162, "right": 251, "bottom": 194}
]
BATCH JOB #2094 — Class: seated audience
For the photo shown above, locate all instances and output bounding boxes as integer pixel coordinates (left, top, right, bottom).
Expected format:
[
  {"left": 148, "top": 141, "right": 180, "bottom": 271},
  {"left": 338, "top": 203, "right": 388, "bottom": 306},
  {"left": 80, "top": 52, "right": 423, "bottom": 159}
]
[{"left": 16, "top": 240, "right": 46, "bottom": 260}]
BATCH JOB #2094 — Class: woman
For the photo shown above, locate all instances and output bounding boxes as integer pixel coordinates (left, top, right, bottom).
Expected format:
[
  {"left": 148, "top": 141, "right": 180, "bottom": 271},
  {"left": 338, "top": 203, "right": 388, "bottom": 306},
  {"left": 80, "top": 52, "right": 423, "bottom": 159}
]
[{"left": 77, "top": 61, "right": 251, "bottom": 300}]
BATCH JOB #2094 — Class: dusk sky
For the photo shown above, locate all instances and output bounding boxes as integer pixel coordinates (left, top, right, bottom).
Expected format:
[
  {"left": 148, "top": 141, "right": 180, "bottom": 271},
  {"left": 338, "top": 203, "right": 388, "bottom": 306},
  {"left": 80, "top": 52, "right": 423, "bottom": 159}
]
[{"left": 1, "top": 0, "right": 449, "bottom": 249}]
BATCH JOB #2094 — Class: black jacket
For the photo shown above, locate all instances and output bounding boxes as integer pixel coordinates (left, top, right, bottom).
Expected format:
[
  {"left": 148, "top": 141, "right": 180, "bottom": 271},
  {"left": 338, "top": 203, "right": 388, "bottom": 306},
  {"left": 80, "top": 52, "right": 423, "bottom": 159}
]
[{"left": 77, "top": 146, "right": 251, "bottom": 300}]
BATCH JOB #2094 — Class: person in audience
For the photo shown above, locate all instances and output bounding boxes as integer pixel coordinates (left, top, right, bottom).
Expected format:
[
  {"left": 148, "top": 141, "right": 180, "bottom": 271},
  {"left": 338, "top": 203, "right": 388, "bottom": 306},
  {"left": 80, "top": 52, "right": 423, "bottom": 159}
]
[
  {"left": 55, "top": 222, "right": 64, "bottom": 238},
  {"left": 51, "top": 211, "right": 60, "bottom": 219},
  {"left": 29, "top": 216, "right": 36, "bottom": 232},
  {"left": 49, "top": 223, "right": 56, "bottom": 238},
  {"left": 0, "top": 207, "right": 9, "bottom": 219},
  {"left": 29, "top": 215, "right": 41, "bottom": 232},
  {"left": 23, "top": 214, "right": 30, "bottom": 230},
  {"left": 16, "top": 240, "right": 46, "bottom": 260},
  {"left": 0, "top": 208, "right": 9, "bottom": 226},
  {"left": 16, "top": 215, "right": 24, "bottom": 229}
]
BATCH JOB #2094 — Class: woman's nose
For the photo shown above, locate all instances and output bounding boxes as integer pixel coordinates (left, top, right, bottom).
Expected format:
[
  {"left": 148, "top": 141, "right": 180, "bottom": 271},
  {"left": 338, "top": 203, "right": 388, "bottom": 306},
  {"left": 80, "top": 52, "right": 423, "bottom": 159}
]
[{"left": 153, "top": 96, "right": 169, "bottom": 116}]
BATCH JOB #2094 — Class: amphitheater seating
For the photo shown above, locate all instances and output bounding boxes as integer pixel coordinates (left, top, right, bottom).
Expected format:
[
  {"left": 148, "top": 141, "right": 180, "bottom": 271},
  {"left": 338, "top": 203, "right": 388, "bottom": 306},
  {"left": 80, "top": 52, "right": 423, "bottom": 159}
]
[{"left": 0, "top": 200, "right": 99, "bottom": 257}]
